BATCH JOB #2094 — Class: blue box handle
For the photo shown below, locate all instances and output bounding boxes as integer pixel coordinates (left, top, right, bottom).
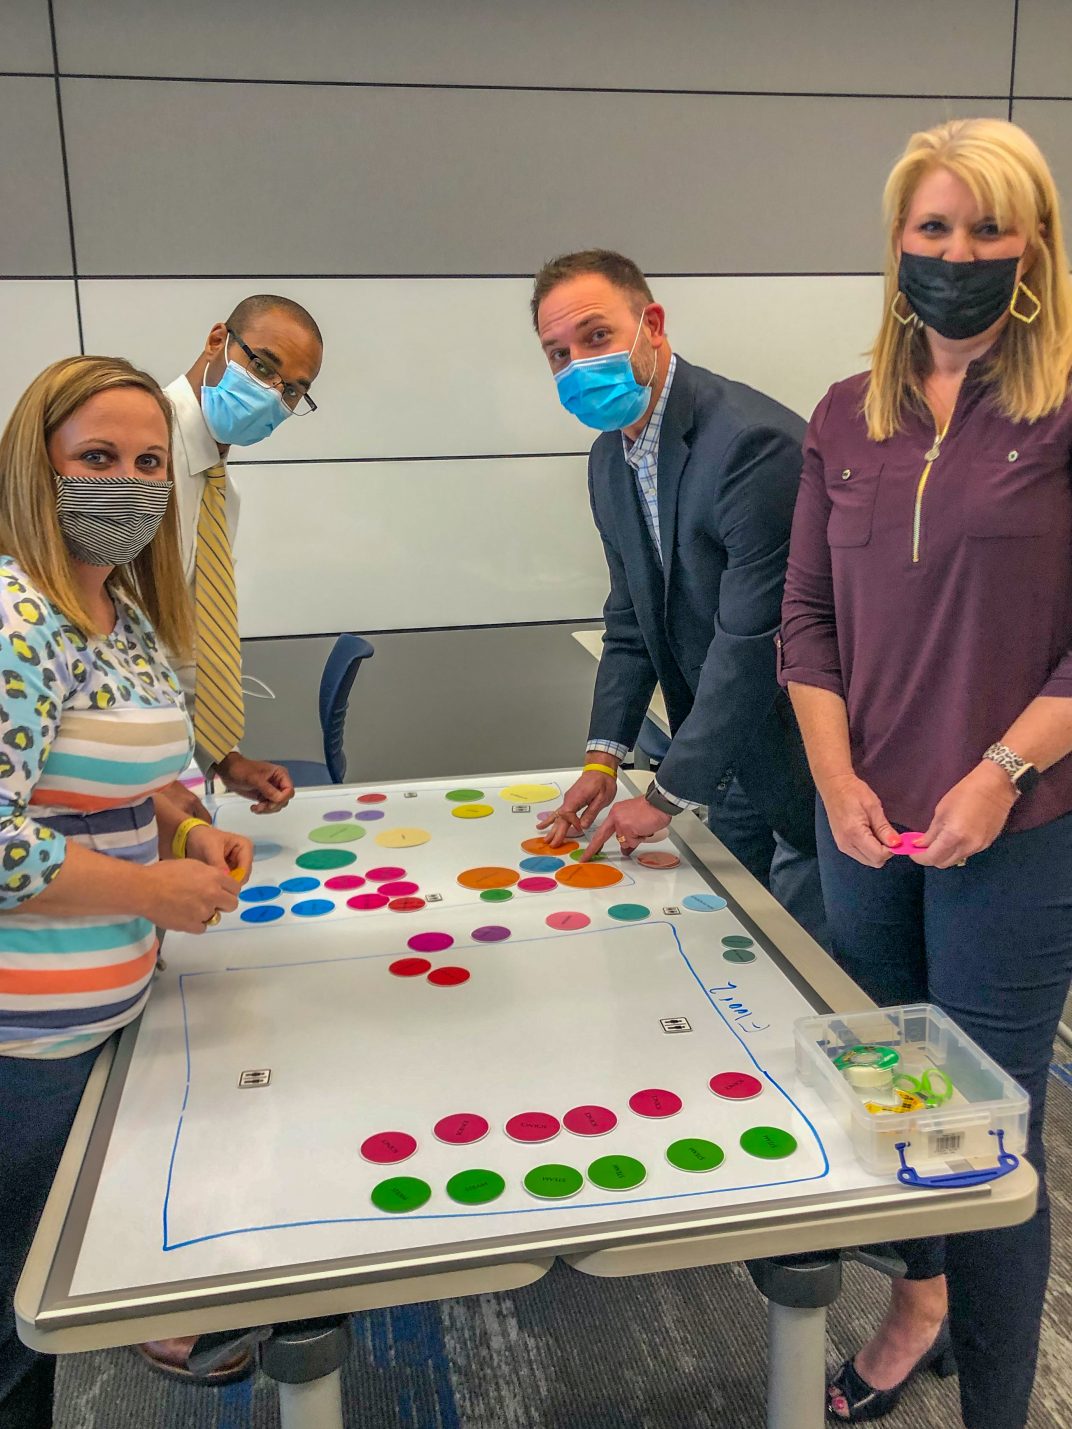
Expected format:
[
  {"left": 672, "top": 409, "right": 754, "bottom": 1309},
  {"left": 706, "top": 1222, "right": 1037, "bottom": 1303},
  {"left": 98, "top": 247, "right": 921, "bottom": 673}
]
[{"left": 895, "top": 1129, "right": 1019, "bottom": 1189}]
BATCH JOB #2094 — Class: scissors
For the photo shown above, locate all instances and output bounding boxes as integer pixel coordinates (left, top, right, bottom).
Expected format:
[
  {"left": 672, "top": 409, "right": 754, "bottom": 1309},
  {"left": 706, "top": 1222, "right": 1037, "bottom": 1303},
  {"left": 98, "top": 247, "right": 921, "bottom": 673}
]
[{"left": 892, "top": 1069, "right": 954, "bottom": 1107}]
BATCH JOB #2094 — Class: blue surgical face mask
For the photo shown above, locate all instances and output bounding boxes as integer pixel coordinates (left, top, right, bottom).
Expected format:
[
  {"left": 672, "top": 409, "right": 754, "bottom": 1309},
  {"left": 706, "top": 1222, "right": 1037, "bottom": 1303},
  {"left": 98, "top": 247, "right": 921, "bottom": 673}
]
[
  {"left": 200, "top": 339, "right": 292, "bottom": 446},
  {"left": 553, "top": 315, "right": 657, "bottom": 431}
]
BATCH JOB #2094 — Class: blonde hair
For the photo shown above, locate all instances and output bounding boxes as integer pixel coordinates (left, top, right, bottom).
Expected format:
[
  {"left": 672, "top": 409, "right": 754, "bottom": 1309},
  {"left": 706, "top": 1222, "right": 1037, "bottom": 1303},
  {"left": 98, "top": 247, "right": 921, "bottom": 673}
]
[
  {"left": 0, "top": 355, "right": 193, "bottom": 658},
  {"left": 865, "top": 117, "right": 1072, "bottom": 441}
]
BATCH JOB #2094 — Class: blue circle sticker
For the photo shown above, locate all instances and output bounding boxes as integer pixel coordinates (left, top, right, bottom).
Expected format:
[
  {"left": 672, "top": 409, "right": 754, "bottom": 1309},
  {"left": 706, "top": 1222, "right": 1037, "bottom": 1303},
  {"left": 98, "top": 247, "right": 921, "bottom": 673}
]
[
  {"left": 280, "top": 876, "right": 321, "bottom": 894},
  {"left": 239, "top": 884, "right": 281, "bottom": 903},
  {"left": 292, "top": 899, "right": 335, "bottom": 918},
  {"left": 682, "top": 893, "right": 728, "bottom": 913},
  {"left": 240, "top": 904, "right": 285, "bottom": 924}
]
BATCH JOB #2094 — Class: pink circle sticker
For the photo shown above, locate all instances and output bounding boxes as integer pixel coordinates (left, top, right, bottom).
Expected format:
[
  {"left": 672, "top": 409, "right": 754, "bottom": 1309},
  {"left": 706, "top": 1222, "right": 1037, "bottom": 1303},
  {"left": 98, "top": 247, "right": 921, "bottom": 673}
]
[
  {"left": 367, "top": 866, "right": 406, "bottom": 881},
  {"left": 378, "top": 881, "right": 420, "bottom": 897},
  {"left": 629, "top": 1088, "right": 683, "bottom": 1119},
  {"left": 889, "top": 832, "right": 927, "bottom": 856},
  {"left": 505, "top": 1111, "right": 561, "bottom": 1143},
  {"left": 390, "top": 957, "right": 432, "bottom": 977},
  {"left": 360, "top": 1131, "right": 417, "bottom": 1164},
  {"left": 408, "top": 932, "right": 454, "bottom": 954},
  {"left": 546, "top": 910, "right": 591, "bottom": 932},
  {"left": 347, "top": 892, "right": 390, "bottom": 911},
  {"left": 517, "top": 876, "right": 557, "bottom": 893},
  {"left": 563, "top": 1104, "right": 617, "bottom": 1136},
  {"left": 709, "top": 1071, "right": 763, "bottom": 1101},
  {"left": 433, "top": 1112, "right": 490, "bottom": 1145},
  {"left": 324, "top": 874, "right": 367, "bottom": 891}
]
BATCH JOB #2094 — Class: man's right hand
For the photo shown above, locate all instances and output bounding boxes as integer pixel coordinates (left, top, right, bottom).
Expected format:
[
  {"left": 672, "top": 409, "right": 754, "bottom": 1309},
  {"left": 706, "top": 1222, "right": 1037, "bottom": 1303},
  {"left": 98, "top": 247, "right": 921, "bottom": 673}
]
[
  {"left": 538, "top": 768, "right": 619, "bottom": 847},
  {"left": 821, "top": 773, "right": 899, "bottom": 868},
  {"left": 138, "top": 861, "right": 239, "bottom": 934}
]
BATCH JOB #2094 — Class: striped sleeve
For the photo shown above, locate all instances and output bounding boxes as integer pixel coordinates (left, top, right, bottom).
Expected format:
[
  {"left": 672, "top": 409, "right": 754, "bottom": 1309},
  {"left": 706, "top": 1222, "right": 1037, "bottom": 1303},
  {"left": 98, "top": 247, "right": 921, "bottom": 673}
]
[{"left": 0, "top": 571, "right": 69, "bottom": 907}]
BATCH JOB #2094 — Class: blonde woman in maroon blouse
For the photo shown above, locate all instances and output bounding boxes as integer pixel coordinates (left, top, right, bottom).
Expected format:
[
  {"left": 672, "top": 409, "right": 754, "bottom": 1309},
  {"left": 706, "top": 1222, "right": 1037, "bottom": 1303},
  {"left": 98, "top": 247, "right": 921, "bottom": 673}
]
[{"left": 781, "top": 118, "right": 1072, "bottom": 1427}]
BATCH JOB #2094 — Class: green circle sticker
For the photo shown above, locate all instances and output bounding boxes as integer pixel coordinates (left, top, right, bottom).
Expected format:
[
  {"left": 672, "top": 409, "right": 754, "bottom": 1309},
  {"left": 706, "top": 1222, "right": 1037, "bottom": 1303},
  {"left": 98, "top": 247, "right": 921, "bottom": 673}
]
[
  {"left": 721, "top": 935, "right": 754, "bottom": 948},
  {"left": 740, "top": 1126, "right": 798, "bottom": 1160},
  {"left": 370, "top": 1176, "right": 432, "bottom": 1214},
  {"left": 480, "top": 887, "right": 513, "bottom": 903},
  {"left": 569, "top": 848, "right": 605, "bottom": 862},
  {"left": 723, "top": 947, "right": 757, "bottom": 964},
  {"left": 523, "top": 1163, "right": 583, "bottom": 1200},
  {"left": 607, "top": 903, "right": 650, "bottom": 922},
  {"left": 587, "top": 1154, "right": 646, "bottom": 1192},
  {"left": 666, "top": 1138, "right": 726, "bottom": 1173},
  {"left": 307, "top": 824, "right": 366, "bottom": 844},
  {"left": 295, "top": 848, "right": 358, "bottom": 871},
  {"left": 446, "top": 1168, "right": 506, "bottom": 1206},
  {"left": 446, "top": 788, "right": 484, "bottom": 802}
]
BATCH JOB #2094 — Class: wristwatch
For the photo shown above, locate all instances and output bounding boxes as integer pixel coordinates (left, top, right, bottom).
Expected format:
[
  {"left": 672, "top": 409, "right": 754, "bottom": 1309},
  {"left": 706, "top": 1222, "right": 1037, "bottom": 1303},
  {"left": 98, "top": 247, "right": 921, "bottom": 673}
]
[
  {"left": 644, "top": 785, "right": 682, "bottom": 817},
  {"left": 982, "top": 742, "right": 1041, "bottom": 797}
]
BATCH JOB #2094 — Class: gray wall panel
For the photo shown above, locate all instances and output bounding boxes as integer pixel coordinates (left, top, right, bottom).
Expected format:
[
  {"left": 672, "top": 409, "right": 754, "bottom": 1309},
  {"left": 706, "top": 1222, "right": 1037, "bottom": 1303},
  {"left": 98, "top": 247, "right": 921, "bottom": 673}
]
[
  {"left": 0, "top": 77, "right": 73, "bottom": 275},
  {"left": 1010, "top": 101, "right": 1072, "bottom": 240},
  {"left": 52, "top": 0, "right": 1013, "bottom": 95},
  {"left": 241, "top": 624, "right": 603, "bottom": 782},
  {"left": 63, "top": 82, "right": 1007, "bottom": 276},
  {"left": 3, "top": 0, "right": 52, "bottom": 72},
  {"left": 1014, "top": 2, "right": 1072, "bottom": 97}
]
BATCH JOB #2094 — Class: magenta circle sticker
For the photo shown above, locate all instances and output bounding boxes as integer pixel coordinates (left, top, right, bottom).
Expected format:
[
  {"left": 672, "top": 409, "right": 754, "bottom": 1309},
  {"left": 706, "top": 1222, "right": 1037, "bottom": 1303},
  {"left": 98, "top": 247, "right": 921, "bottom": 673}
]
[
  {"left": 709, "top": 1071, "right": 764, "bottom": 1100},
  {"left": 505, "top": 1111, "right": 561, "bottom": 1143},
  {"left": 471, "top": 925, "right": 511, "bottom": 942},
  {"left": 324, "top": 874, "right": 366, "bottom": 891},
  {"left": 378, "top": 880, "right": 419, "bottom": 897},
  {"left": 408, "top": 932, "right": 454, "bottom": 954},
  {"left": 889, "top": 831, "right": 927, "bottom": 856},
  {"left": 360, "top": 1131, "right": 417, "bottom": 1164},
  {"left": 367, "top": 866, "right": 406, "bottom": 882},
  {"left": 347, "top": 892, "right": 390, "bottom": 911},
  {"left": 546, "top": 910, "right": 591, "bottom": 932},
  {"left": 390, "top": 957, "right": 432, "bottom": 977},
  {"left": 517, "top": 876, "right": 557, "bottom": 893},
  {"left": 563, "top": 1104, "right": 618, "bottom": 1137},
  {"left": 433, "top": 1112, "right": 490, "bottom": 1145},
  {"left": 629, "top": 1088, "right": 683, "bottom": 1119}
]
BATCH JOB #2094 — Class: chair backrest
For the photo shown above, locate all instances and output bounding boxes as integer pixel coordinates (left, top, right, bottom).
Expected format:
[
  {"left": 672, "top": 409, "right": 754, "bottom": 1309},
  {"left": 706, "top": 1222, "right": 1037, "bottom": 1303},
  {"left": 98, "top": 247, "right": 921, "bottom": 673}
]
[{"left": 318, "top": 634, "right": 374, "bottom": 783}]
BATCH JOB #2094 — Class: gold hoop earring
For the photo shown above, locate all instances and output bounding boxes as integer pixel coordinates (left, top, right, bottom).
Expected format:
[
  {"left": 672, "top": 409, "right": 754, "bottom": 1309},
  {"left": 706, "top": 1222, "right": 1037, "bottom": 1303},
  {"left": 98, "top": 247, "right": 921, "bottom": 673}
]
[
  {"left": 890, "top": 291, "right": 918, "bottom": 327},
  {"left": 1010, "top": 281, "right": 1041, "bottom": 325}
]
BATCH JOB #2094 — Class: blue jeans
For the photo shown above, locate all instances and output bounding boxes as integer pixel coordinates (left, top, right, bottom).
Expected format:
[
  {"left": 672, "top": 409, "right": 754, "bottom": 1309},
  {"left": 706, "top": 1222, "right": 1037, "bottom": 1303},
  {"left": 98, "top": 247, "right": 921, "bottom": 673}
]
[
  {"left": 0, "top": 1044, "right": 103, "bottom": 1428},
  {"left": 817, "top": 802, "right": 1072, "bottom": 1429},
  {"left": 708, "top": 777, "right": 829, "bottom": 948}
]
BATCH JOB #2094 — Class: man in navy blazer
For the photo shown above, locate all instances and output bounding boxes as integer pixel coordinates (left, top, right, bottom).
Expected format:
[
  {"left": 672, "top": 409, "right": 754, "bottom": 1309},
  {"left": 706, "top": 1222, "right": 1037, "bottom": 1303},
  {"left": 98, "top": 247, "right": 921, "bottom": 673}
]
[{"left": 532, "top": 249, "right": 824, "bottom": 943}]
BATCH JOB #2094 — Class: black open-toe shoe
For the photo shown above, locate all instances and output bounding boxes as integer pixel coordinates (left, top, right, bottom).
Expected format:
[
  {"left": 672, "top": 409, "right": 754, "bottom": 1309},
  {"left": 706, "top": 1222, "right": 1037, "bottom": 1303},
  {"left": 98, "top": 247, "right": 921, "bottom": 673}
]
[{"left": 827, "top": 1320, "right": 957, "bottom": 1422}]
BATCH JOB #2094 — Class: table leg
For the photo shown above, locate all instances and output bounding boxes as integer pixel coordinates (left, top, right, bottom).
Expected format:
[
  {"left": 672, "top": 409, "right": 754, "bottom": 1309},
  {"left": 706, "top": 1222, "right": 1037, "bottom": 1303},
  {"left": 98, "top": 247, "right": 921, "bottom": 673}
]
[
  {"left": 278, "top": 1368, "right": 345, "bottom": 1429},
  {"left": 766, "top": 1300, "right": 828, "bottom": 1429}
]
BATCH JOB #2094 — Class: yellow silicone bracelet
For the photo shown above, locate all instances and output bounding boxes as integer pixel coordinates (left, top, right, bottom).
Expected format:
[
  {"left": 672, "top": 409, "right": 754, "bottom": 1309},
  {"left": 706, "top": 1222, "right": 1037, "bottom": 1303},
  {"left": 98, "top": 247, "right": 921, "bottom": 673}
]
[
  {"left": 172, "top": 816, "right": 209, "bottom": 859},
  {"left": 583, "top": 762, "right": 617, "bottom": 778}
]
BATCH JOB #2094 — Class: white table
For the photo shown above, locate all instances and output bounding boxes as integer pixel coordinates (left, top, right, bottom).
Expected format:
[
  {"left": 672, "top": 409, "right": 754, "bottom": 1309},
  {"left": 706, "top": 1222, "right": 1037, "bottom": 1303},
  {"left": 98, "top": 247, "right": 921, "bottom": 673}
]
[{"left": 17, "top": 769, "right": 1036, "bottom": 1429}]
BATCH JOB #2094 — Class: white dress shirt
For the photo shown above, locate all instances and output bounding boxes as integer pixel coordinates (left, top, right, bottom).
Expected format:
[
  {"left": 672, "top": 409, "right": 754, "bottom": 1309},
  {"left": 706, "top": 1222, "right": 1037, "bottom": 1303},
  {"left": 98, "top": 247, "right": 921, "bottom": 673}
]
[{"left": 163, "top": 374, "right": 241, "bottom": 729}]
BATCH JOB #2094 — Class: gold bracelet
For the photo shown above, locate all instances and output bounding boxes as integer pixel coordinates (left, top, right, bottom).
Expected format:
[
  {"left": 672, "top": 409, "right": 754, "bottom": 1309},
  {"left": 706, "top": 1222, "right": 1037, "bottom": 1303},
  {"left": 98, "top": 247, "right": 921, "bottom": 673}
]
[
  {"left": 583, "top": 762, "right": 617, "bottom": 778},
  {"left": 172, "top": 816, "right": 208, "bottom": 859}
]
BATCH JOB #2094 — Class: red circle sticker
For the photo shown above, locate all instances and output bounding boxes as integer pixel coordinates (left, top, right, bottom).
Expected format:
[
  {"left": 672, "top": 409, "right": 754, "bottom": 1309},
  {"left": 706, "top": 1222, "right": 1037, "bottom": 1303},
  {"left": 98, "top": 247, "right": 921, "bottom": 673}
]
[
  {"left": 709, "top": 1071, "right": 763, "bottom": 1101},
  {"left": 389, "top": 957, "right": 432, "bottom": 978},
  {"left": 427, "top": 966, "right": 470, "bottom": 986}
]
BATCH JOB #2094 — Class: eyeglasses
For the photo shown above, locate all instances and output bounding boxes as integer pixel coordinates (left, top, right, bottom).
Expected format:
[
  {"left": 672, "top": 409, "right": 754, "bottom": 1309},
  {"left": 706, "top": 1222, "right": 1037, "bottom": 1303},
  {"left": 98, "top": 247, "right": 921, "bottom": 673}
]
[{"left": 227, "top": 328, "right": 318, "bottom": 416}]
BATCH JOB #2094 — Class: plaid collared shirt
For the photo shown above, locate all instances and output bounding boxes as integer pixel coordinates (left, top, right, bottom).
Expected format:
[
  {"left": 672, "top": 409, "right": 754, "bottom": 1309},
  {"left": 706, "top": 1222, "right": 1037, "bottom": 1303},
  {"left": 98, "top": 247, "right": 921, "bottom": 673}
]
[{"left": 588, "top": 353, "right": 698, "bottom": 811}]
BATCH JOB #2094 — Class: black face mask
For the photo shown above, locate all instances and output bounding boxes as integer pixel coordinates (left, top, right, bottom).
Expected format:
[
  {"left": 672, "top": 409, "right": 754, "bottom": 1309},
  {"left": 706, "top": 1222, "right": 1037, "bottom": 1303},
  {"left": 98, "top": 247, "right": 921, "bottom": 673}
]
[{"left": 897, "top": 251, "right": 1020, "bottom": 340}]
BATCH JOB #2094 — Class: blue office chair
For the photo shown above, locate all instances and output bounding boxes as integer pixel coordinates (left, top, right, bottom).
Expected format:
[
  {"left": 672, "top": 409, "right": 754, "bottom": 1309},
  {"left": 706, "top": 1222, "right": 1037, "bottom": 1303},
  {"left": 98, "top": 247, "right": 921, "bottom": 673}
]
[
  {"left": 635, "top": 715, "right": 671, "bottom": 771},
  {"left": 276, "top": 634, "right": 374, "bottom": 787}
]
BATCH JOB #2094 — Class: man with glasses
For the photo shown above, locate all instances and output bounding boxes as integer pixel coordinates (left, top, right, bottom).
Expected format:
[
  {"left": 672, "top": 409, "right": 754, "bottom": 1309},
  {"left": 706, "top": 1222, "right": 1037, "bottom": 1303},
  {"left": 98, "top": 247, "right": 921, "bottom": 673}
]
[{"left": 164, "top": 294, "right": 323, "bottom": 819}]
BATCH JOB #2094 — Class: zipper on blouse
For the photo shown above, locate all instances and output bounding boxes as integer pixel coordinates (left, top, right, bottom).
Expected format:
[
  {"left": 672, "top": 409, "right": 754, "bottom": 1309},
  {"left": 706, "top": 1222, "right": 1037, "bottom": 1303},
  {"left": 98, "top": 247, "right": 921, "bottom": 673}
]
[{"left": 912, "top": 411, "right": 953, "bottom": 565}]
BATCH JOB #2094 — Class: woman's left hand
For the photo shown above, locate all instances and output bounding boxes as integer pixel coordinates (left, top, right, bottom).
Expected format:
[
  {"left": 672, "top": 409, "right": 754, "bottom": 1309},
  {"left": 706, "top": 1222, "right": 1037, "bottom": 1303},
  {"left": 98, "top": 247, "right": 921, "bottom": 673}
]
[
  {"left": 183, "top": 822, "right": 253, "bottom": 884},
  {"left": 909, "top": 761, "right": 1018, "bottom": 869}
]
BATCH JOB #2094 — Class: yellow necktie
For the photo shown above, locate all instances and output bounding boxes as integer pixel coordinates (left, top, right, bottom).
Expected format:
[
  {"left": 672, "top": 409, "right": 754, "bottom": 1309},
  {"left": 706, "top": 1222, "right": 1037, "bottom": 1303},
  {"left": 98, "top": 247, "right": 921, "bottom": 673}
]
[{"left": 193, "top": 462, "right": 244, "bottom": 764}]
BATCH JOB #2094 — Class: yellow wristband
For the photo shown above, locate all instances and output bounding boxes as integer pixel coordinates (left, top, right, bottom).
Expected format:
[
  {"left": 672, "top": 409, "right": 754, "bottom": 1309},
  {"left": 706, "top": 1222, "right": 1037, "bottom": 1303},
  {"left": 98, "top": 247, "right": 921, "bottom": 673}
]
[
  {"left": 583, "top": 762, "right": 617, "bottom": 779},
  {"left": 172, "top": 816, "right": 209, "bottom": 859}
]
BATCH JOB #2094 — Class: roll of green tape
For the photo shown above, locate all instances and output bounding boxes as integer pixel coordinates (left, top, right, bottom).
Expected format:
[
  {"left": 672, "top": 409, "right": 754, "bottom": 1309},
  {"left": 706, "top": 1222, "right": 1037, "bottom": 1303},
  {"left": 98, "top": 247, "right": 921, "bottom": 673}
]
[{"left": 834, "top": 1043, "right": 900, "bottom": 1072}]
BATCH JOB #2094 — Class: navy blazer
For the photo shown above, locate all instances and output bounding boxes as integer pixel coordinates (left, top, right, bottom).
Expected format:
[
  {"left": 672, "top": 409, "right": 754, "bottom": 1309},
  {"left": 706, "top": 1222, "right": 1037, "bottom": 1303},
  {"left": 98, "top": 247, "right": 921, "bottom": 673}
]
[{"left": 587, "top": 355, "right": 816, "bottom": 853}]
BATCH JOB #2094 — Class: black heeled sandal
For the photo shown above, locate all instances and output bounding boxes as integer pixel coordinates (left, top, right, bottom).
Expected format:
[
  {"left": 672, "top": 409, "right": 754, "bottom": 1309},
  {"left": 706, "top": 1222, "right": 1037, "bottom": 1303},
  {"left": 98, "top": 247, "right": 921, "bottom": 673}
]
[{"left": 827, "top": 1320, "right": 957, "bottom": 1422}]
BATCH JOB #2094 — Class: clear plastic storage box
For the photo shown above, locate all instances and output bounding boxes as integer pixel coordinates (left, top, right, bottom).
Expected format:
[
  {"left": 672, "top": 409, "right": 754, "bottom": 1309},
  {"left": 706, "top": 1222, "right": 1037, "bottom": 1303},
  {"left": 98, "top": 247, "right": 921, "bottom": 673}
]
[{"left": 794, "top": 1004, "right": 1029, "bottom": 1181}]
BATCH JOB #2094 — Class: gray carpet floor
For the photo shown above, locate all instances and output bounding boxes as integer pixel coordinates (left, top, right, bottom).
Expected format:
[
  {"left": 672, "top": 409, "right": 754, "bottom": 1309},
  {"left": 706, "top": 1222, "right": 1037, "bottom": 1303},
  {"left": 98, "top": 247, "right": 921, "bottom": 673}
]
[{"left": 54, "top": 1063, "right": 1072, "bottom": 1429}]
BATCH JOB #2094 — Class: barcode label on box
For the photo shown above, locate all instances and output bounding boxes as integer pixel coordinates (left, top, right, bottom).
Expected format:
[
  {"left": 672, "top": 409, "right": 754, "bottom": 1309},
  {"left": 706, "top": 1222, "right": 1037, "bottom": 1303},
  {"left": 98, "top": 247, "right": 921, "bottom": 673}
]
[{"left": 929, "top": 1132, "right": 963, "bottom": 1156}]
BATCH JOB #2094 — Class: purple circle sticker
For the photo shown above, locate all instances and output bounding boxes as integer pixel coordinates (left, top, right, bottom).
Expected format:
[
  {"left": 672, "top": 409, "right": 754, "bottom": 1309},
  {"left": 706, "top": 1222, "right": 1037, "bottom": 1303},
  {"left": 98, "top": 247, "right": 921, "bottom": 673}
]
[
  {"left": 321, "top": 810, "right": 353, "bottom": 822},
  {"left": 471, "top": 925, "right": 511, "bottom": 942},
  {"left": 355, "top": 809, "right": 386, "bottom": 821}
]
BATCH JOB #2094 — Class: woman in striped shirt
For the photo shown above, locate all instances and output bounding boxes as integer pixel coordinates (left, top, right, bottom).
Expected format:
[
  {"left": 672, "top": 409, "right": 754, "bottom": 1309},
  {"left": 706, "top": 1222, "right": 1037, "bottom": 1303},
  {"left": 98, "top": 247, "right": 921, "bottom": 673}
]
[{"left": 0, "top": 356, "right": 253, "bottom": 1425}]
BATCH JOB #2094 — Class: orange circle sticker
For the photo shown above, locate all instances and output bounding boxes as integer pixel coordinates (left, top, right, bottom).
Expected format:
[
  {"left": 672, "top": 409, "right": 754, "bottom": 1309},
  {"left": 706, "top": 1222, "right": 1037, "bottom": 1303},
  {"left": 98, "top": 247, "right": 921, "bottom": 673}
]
[
  {"left": 555, "top": 863, "right": 624, "bottom": 889},
  {"left": 521, "top": 836, "right": 580, "bottom": 857},
  {"left": 457, "top": 866, "right": 521, "bottom": 891}
]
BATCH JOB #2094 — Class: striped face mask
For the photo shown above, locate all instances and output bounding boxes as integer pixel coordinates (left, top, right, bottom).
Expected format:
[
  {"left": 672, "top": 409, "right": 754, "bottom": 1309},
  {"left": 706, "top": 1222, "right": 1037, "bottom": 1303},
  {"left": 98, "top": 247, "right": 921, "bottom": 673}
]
[{"left": 53, "top": 474, "right": 173, "bottom": 567}]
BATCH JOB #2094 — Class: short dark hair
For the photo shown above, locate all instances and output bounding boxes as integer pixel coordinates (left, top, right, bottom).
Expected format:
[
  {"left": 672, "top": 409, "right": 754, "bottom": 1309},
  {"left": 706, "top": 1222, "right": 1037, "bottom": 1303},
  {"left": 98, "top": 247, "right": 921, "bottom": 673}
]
[
  {"left": 226, "top": 294, "right": 323, "bottom": 348},
  {"left": 530, "top": 249, "right": 654, "bottom": 330}
]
